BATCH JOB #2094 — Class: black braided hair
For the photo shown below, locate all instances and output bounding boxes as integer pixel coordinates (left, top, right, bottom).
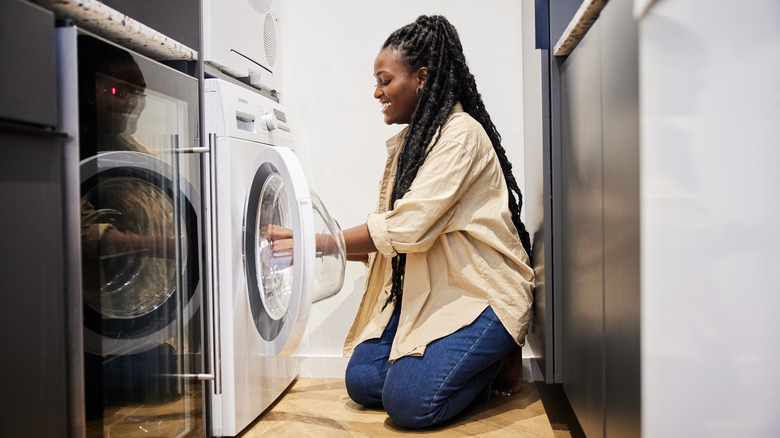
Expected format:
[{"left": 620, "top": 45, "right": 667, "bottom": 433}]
[{"left": 381, "top": 15, "right": 532, "bottom": 310}]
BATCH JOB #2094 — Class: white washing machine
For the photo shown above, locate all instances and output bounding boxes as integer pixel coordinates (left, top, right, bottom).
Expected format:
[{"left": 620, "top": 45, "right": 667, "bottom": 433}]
[{"left": 204, "top": 78, "right": 345, "bottom": 437}]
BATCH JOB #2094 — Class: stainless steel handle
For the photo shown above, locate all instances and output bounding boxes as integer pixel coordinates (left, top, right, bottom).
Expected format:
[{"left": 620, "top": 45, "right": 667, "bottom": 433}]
[
  {"left": 207, "top": 132, "right": 223, "bottom": 395},
  {"left": 161, "top": 373, "right": 215, "bottom": 381},
  {"left": 164, "top": 133, "right": 210, "bottom": 154},
  {"left": 174, "top": 146, "right": 210, "bottom": 154}
]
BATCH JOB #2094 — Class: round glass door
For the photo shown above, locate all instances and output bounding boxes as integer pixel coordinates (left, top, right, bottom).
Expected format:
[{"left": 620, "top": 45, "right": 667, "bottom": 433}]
[
  {"left": 79, "top": 153, "right": 199, "bottom": 355},
  {"left": 81, "top": 176, "right": 179, "bottom": 319},
  {"left": 243, "top": 146, "right": 345, "bottom": 355},
  {"left": 311, "top": 192, "right": 346, "bottom": 303},
  {"left": 255, "top": 172, "right": 294, "bottom": 320},
  {"left": 243, "top": 151, "right": 312, "bottom": 347}
]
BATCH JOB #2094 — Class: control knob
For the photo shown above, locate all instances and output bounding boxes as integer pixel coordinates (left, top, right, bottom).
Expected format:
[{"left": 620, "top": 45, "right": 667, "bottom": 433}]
[{"left": 262, "top": 113, "right": 278, "bottom": 131}]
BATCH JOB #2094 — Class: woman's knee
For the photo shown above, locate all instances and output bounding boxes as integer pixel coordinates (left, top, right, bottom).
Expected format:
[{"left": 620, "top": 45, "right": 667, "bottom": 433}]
[
  {"left": 344, "top": 363, "right": 383, "bottom": 407},
  {"left": 382, "top": 382, "right": 440, "bottom": 429}
]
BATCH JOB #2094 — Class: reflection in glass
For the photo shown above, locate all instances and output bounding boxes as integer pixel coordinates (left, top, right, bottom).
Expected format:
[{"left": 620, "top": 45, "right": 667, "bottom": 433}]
[
  {"left": 78, "top": 35, "right": 201, "bottom": 436},
  {"left": 81, "top": 177, "right": 183, "bottom": 319}
]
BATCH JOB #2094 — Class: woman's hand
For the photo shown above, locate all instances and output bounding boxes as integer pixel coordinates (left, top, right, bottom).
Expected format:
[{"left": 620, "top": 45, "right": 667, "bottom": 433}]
[
  {"left": 270, "top": 238, "right": 294, "bottom": 257},
  {"left": 262, "top": 224, "right": 294, "bottom": 257},
  {"left": 261, "top": 224, "right": 293, "bottom": 241},
  {"left": 258, "top": 224, "right": 295, "bottom": 269},
  {"left": 264, "top": 225, "right": 339, "bottom": 257},
  {"left": 269, "top": 233, "right": 336, "bottom": 261}
]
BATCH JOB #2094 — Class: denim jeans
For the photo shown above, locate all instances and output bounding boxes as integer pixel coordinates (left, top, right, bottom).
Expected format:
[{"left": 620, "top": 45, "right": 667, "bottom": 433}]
[{"left": 344, "top": 301, "right": 517, "bottom": 429}]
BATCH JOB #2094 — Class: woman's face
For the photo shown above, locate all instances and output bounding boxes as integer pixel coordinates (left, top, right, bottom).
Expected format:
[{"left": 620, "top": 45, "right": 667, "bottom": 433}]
[
  {"left": 95, "top": 62, "right": 147, "bottom": 136},
  {"left": 373, "top": 48, "right": 426, "bottom": 125}
]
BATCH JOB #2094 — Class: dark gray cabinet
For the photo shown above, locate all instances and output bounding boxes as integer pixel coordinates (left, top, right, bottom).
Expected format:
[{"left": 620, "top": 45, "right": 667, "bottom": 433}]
[
  {"left": 600, "top": 2, "right": 640, "bottom": 436},
  {"left": 0, "top": 0, "right": 58, "bottom": 127},
  {"left": 0, "top": 3, "right": 74, "bottom": 436},
  {"left": 537, "top": 0, "right": 641, "bottom": 436},
  {"left": 0, "top": 126, "right": 71, "bottom": 437},
  {"left": 559, "top": 20, "right": 607, "bottom": 436}
]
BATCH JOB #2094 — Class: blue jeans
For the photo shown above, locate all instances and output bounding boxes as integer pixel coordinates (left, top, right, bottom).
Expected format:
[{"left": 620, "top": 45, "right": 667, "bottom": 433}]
[{"left": 344, "top": 302, "right": 517, "bottom": 429}]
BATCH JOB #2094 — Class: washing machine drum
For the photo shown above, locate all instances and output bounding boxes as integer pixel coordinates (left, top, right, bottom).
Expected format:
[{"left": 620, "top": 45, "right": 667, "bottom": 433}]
[
  {"left": 243, "top": 146, "right": 345, "bottom": 355},
  {"left": 80, "top": 151, "right": 200, "bottom": 356}
]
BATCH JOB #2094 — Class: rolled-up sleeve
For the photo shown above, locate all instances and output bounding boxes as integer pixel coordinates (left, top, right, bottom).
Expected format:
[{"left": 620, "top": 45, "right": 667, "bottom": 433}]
[
  {"left": 366, "top": 211, "right": 396, "bottom": 257},
  {"left": 366, "top": 136, "right": 485, "bottom": 257}
]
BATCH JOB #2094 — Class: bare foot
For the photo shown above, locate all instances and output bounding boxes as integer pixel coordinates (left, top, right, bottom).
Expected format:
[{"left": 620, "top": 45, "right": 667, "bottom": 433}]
[{"left": 492, "top": 347, "right": 524, "bottom": 396}]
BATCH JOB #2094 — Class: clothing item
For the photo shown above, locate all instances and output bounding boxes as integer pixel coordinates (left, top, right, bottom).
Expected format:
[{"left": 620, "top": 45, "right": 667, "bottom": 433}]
[
  {"left": 345, "top": 302, "right": 517, "bottom": 429},
  {"left": 343, "top": 103, "right": 534, "bottom": 361}
]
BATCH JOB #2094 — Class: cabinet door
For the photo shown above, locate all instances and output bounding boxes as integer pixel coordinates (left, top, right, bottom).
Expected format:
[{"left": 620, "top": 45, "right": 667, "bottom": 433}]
[
  {"left": 73, "top": 32, "right": 204, "bottom": 436},
  {"left": 0, "top": 127, "right": 69, "bottom": 438},
  {"left": 559, "top": 18, "right": 606, "bottom": 438},
  {"left": 0, "top": 1, "right": 57, "bottom": 127},
  {"left": 601, "top": 0, "right": 640, "bottom": 436},
  {"left": 555, "top": 0, "right": 640, "bottom": 436}
]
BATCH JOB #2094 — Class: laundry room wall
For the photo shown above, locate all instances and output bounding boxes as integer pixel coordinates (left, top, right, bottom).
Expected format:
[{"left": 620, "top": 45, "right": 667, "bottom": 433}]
[{"left": 276, "top": 0, "right": 528, "bottom": 377}]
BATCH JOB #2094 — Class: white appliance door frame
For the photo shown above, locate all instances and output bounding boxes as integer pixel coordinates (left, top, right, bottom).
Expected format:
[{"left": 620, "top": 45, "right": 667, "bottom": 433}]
[{"left": 242, "top": 145, "right": 314, "bottom": 356}]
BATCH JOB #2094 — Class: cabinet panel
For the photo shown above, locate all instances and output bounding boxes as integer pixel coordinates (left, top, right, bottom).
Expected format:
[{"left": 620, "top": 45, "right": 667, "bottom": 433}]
[
  {"left": 559, "top": 20, "right": 605, "bottom": 438},
  {"left": 600, "top": 0, "right": 640, "bottom": 436},
  {"left": 0, "top": 1, "right": 57, "bottom": 127},
  {"left": 0, "top": 128, "right": 69, "bottom": 438}
]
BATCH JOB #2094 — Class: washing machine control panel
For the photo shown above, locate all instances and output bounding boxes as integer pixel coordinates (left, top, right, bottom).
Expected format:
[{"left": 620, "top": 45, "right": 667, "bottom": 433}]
[{"left": 205, "top": 78, "right": 294, "bottom": 149}]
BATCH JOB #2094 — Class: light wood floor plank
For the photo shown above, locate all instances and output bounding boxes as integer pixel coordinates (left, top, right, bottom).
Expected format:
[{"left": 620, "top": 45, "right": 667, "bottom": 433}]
[{"left": 241, "top": 379, "right": 563, "bottom": 437}]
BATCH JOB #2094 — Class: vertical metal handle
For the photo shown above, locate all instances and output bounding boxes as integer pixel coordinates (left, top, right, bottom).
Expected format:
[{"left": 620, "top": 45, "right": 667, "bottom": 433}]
[{"left": 207, "top": 132, "right": 223, "bottom": 395}]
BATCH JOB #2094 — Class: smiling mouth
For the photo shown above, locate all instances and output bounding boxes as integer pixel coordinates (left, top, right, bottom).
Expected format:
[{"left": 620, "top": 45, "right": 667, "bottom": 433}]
[{"left": 381, "top": 102, "right": 391, "bottom": 113}]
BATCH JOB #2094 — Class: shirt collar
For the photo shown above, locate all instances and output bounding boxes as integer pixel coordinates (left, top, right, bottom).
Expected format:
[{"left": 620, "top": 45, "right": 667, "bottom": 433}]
[
  {"left": 385, "top": 102, "right": 464, "bottom": 152},
  {"left": 452, "top": 102, "right": 464, "bottom": 114},
  {"left": 386, "top": 126, "right": 408, "bottom": 154}
]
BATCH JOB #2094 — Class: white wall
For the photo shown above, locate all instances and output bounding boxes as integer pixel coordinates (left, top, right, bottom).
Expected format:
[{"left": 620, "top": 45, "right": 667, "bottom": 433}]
[
  {"left": 275, "top": 0, "right": 527, "bottom": 377},
  {"left": 640, "top": 0, "right": 780, "bottom": 436},
  {"left": 520, "top": 0, "right": 545, "bottom": 381}
]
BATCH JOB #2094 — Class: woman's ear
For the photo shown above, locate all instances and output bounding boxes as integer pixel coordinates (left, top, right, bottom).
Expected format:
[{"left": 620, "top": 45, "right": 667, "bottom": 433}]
[{"left": 417, "top": 67, "right": 428, "bottom": 88}]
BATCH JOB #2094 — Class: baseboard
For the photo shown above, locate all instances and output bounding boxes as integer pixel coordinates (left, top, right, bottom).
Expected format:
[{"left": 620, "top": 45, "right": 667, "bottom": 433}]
[
  {"left": 297, "top": 355, "right": 543, "bottom": 382},
  {"left": 296, "top": 356, "right": 350, "bottom": 379},
  {"left": 527, "top": 357, "right": 544, "bottom": 382}
]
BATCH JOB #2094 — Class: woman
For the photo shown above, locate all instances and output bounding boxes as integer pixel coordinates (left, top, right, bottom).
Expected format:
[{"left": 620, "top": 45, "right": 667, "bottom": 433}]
[
  {"left": 278, "top": 15, "right": 534, "bottom": 429},
  {"left": 341, "top": 15, "right": 535, "bottom": 428}
]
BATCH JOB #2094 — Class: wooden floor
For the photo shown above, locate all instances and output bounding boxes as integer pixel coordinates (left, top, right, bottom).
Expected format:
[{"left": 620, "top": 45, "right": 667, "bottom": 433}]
[{"left": 240, "top": 379, "right": 582, "bottom": 437}]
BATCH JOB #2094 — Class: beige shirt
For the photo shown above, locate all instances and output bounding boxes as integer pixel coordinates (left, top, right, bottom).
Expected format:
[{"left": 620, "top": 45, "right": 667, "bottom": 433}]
[{"left": 343, "top": 103, "right": 534, "bottom": 361}]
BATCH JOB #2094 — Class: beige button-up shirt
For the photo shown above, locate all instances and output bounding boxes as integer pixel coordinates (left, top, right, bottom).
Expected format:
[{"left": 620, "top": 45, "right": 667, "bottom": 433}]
[{"left": 343, "top": 103, "right": 534, "bottom": 361}]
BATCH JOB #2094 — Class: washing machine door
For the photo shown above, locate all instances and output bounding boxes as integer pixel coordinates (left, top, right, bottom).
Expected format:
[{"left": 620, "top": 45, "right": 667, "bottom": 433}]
[
  {"left": 310, "top": 191, "right": 346, "bottom": 303},
  {"left": 80, "top": 151, "right": 200, "bottom": 356},
  {"left": 243, "top": 146, "right": 344, "bottom": 356}
]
